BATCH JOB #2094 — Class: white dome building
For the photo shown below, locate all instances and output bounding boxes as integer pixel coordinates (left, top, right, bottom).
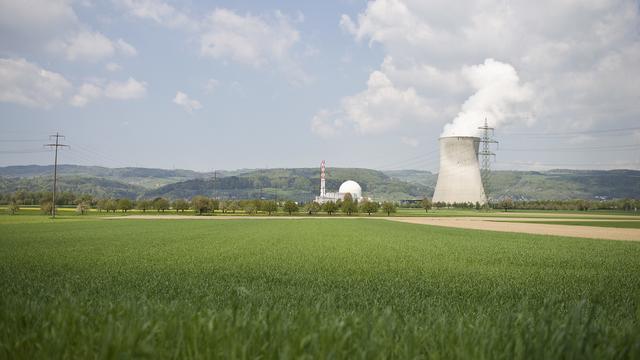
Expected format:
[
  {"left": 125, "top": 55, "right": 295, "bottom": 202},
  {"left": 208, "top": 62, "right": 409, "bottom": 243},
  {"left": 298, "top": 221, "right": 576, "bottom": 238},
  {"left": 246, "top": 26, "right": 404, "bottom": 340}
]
[
  {"left": 314, "top": 160, "right": 365, "bottom": 204},
  {"left": 338, "top": 180, "right": 362, "bottom": 200}
]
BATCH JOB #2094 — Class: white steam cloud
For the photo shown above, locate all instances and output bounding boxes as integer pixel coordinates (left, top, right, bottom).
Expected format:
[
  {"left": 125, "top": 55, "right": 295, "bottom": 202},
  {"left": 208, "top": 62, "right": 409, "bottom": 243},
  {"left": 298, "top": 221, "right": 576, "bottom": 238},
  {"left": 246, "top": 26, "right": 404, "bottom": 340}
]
[{"left": 441, "top": 59, "right": 533, "bottom": 137}]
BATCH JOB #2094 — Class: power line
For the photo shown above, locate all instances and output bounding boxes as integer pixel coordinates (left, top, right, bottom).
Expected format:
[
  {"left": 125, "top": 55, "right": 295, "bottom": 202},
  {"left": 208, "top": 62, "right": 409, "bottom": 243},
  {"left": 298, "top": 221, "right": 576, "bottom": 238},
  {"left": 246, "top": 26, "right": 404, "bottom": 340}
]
[
  {"left": 0, "top": 149, "right": 53, "bottom": 154},
  {"left": 44, "top": 133, "right": 69, "bottom": 219},
  {"left": 478, "top": 118, "right": 498, "bottom": 203},
  {"left": 501, "top": 143, "right": 640, "bottom": 152},
  {"left": 506, "top": 125, "right": 640, "bottom": 137}
]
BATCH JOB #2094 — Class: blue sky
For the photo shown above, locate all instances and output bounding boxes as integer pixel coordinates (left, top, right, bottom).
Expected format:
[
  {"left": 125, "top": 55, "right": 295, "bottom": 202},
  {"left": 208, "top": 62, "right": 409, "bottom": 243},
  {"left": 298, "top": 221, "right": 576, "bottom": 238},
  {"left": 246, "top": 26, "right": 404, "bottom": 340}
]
[{"left": 1, "top": 0, "right": 639, "bottom": 172}]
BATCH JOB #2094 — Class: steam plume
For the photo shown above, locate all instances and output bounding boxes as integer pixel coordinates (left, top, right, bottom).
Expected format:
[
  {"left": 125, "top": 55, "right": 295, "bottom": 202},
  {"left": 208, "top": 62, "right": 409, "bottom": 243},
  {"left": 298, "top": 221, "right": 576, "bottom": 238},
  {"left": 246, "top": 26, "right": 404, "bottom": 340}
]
[{"left": 441, "top": 59, "right": 533, "bottom": 137}]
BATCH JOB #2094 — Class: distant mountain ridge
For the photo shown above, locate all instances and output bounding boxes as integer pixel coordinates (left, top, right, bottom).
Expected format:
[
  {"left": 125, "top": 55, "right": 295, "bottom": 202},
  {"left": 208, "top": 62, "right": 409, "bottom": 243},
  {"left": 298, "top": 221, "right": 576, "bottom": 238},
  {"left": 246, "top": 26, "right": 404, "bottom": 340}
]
[{"left": 0, "top": 164, "right": 638, "bottom": 201}]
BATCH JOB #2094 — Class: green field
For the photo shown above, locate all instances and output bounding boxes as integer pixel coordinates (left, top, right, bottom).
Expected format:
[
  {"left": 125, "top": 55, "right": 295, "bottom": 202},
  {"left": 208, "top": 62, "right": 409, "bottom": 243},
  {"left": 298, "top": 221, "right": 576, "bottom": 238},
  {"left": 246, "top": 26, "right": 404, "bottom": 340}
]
[{"left": 1, "top": 216, "right": 639, "bottom": 358}]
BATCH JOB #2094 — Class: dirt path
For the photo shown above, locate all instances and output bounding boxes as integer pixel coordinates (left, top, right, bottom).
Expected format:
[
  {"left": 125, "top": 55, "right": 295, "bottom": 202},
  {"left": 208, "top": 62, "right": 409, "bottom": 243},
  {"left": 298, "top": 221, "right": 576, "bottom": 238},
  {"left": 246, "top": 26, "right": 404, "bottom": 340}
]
[
  {"left": 495, "top": 212, "right": 640, "bottom": 219},
  {"left": 387, "top": 217, "right": 640, "bottom": 241}
]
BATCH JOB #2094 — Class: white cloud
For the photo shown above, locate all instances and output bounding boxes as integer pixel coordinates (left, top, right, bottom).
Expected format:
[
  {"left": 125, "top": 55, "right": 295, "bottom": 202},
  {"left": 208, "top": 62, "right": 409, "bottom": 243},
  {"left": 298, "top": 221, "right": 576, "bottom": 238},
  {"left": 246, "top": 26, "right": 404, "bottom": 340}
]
[
  {"left": 324, "top": 0, "right": 640, "bottom": 140},
  {"left": 115, "top": 0, "right": 196, "bottom": 30},
  {"left": 0, "top": 58, "right": 72, "bottom": 108},
  {"left": 115, "top": 39, "right": 137, "bottom": 57},
  {"left": 310, "top": 110, "right": 344, "bottom": 138},
  {"left": 0, "top": 0, "right": 77, "bottom": 39},
  {"left": 70, "top": 77, "right": 147, "bottom": 106},
  {"left": 1, "top": 0, "right": 137, "bottom": 62},
  {"left": 200, "top": 9, "right": 300, "bottom": 68},
  {"left": 173, "top": 91, "right": 202, "bottom": 113},
  {"left": 70, "top": 82, "right": 102, "bottom": 107},
  {"left": 115, "top": 2, "right": 310, "bottom": 84},
  {"left": 104, "top": 77, "right": 147, "bottom": 99},
  {"left": 52, "top": 30, "right": 115, "bottom": 61},
  {"left": 342, "top": 71, "right": 434, "bottom": 133},
  {"left": 105, "top": 62, "right": 122, "bottom": 72},
  {"left": 311, "top": 70, "right": 434, "bottom": 136}
]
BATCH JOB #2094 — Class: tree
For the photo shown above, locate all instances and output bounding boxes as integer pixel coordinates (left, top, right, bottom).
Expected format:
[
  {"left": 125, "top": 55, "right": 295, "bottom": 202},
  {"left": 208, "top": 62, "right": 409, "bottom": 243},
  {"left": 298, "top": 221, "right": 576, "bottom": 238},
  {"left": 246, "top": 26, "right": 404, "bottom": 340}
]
[
  {"left": 421, "top": 197, "right": 432, "bottom": 213},
  {"left": 105, "top": 199, "right": 118, "bottom": 213},
  {"left": 263, "top": 201, "right": 278, "bottom": 215},
  {"left": 283, "top": 200, "right": 299, "bottom": 215},
  {"left": 304, "top": 201, "right": 321, "bottom": 215},
  {"left": 153, "top": 198, "right": 170, "bottom": 212},
  {"left": 136, "top": 199, "right": 152, "bottom": 213},
  {"left": 323, "top": 201, "right": 338, "bottom": 215},
  {"left": 76, "top": 202, "right": 89, "bottom": 215},
  {"left": 173, "top": 199, "right": 190, "bottom": 213},
  {"left": 360, "top": 200, "right": 379, "bottom": 215},
  {"left": 382, "top": 201, "right": 397, "bottom": 216},
  {"left": 228, "top": 201, "right": 239, "bottom": 214},
  {"left": 79, "top": 194, "right": 94, "bottom": 206},
  {"left": 96, "top": 199, "right": 107, "bottom": 213},
  {"left": 341, "top": 193, "right": 358, "bottom": 215},
  {"left": 475, "top": 201, "right": 481, "bottom": 211},
  {"left": 499, "top": 197, "right": 514, "bottom": 212},
  {"left": 576, "top": 199, "right": 590, "bottom": 211},
  {"left": 244, "top": 203, "right": 257, "bottom": 214},
  {"left": 252, "top": 199, "right": 263, "bottom": 213},
  {"left": 209, "top": 199, "right": 220, "bottom": 214},
  {"left": 40, "top": 200, "right": 53, "bottom": 215},
  {"left": 219, "top": 200, "right": 228, "bottom": 213},
  {"left": 7, "top": 200, "right": 20, "bottom": 215},
  {"left": 191, "top": 196, "right": 210, "bottom": 215},
  {"left": 118, "top": 199, "right": 133, "bottom": 213}
]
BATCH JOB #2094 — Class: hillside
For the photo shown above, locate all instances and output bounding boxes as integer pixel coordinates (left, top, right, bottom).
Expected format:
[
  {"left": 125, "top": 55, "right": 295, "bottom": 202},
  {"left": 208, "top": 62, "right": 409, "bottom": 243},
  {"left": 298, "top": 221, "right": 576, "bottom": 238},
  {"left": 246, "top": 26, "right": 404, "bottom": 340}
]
[
  {"left": 0, "top": 165, "right": 638, "bottom": 201},
  {"left": 0, "top": 175, "right": 144, "bottom": 199},
  {"left": 385, "top": 169, "right": 640, "bottom": 200},
  {"left": 143, "top": 167, "right": 430, "bottom": 201},
  {"left": 0, "top": 165, "right": 230, "bottom": 188}
]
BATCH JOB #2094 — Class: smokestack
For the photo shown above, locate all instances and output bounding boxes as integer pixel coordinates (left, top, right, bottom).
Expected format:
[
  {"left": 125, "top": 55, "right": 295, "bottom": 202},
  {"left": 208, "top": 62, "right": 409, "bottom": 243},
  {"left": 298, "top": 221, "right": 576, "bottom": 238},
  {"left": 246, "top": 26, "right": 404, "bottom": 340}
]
[
  {"left": 432, "top": 136, "right": 487, "bottom": 205},
  {"left": 320, "top": 160, "right": 326, "bottom": 197}
]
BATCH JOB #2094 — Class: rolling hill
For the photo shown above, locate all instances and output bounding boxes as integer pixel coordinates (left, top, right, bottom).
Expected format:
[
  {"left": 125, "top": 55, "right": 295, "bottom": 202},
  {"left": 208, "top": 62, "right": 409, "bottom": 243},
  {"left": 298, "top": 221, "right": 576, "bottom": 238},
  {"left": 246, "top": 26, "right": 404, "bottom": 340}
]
[{"left": 0, "top": 165, "right": 638, "bottom": 202}]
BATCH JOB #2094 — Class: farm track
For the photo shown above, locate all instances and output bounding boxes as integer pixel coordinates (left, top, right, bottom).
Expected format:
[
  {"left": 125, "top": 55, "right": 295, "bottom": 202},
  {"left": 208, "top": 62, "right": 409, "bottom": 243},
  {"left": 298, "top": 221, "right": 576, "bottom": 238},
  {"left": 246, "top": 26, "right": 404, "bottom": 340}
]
[
  {"left": 389, "top": 217, "right": 640, "bottom": 242},
  {"left": 107, "top": 215, "right": 640, "bottom": 241}
]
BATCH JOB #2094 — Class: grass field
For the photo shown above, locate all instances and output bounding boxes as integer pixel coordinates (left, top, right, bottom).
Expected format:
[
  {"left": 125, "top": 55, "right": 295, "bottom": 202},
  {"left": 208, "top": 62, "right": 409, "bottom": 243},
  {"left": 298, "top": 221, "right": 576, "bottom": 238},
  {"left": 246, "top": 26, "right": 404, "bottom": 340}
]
[{"left": 1, "top": 216, "right": 639, "bottom": 358}]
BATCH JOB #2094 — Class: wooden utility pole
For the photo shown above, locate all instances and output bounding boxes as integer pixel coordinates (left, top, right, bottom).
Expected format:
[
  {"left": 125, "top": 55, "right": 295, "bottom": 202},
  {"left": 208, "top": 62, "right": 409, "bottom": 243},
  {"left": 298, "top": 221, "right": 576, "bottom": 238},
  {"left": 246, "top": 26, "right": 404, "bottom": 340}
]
[{"left": 45, "top": 133, "right": 68, "bottom": 218}]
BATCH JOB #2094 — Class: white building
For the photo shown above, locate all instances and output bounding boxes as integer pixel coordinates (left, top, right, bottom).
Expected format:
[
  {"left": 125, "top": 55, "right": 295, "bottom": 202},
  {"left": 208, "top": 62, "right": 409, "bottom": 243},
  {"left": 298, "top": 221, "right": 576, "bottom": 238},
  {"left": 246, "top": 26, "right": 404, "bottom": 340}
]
[{"left": 314, "top": 160, "right": 364, "bottom": 204}]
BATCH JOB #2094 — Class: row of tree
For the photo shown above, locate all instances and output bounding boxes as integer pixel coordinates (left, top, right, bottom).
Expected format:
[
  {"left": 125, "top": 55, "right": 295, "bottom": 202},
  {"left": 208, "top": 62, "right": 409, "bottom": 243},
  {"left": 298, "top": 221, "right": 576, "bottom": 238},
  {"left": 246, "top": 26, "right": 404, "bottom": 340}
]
[
  {"left": 0, "top": 191, "right": 90, "bottom": 206},
  {"left": 3, "top": 189, "right": 639, "bottom": 214},
  {"left": 5, "top": 193, "right": 400, "bottom": 216}
]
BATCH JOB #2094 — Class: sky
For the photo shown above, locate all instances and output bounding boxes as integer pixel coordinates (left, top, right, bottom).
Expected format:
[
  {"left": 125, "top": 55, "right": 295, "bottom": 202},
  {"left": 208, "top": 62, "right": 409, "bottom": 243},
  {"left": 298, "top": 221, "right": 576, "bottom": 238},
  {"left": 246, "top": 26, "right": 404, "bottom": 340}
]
[{"left": 1, "top": 0, "right": 639, "bottom": 172}]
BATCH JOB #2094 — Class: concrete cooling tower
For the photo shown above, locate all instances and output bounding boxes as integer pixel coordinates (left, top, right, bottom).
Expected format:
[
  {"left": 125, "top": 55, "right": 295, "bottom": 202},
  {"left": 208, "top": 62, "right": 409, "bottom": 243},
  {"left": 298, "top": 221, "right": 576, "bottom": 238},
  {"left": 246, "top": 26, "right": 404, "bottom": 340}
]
[{"left": 432, "top": 136, "right": 487, "bottom": 205}]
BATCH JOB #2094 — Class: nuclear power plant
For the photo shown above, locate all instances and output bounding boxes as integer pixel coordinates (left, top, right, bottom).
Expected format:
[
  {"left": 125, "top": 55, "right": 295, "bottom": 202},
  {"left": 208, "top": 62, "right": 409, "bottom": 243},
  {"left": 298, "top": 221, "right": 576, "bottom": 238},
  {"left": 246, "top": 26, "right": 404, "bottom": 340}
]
[
  {"left": 315, "top": 160, "right": 364, "bottom": 204},
  {"left": 432, "top": 136, "right": 487, "bottom": 204}
]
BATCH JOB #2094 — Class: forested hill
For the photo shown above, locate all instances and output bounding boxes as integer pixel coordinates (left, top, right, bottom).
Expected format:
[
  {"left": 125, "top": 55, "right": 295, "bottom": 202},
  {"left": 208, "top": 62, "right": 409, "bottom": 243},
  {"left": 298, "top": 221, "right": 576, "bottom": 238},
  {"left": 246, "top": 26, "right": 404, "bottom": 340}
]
[
  {"left": 0, "top": 165, "right": 638, "bottom": 201},
  {"left": 142, "top": 167, "right": 430, "bottom": 202},
  {"left": 385, "top": 169, "right": 640, "bottom": 200},
  {"left": 0, "top": 165, "right": 210, "bottom": 188}
]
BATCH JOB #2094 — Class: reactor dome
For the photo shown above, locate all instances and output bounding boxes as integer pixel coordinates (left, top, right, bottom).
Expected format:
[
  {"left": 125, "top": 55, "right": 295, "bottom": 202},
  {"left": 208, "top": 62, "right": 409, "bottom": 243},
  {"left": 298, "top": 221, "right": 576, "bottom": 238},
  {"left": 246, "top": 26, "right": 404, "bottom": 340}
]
[{"left": 339, "top": 180, "right": 362, "bottom": 199}]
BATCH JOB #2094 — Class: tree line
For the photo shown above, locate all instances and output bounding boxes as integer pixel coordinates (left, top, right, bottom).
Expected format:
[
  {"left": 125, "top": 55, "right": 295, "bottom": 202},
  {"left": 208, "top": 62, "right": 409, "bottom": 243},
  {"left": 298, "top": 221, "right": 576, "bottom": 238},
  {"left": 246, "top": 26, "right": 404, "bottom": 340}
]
[
  {"left": 3, "top": 190, "right": 638, "bottom": 215},
  {"left": 3, "top": 191, "right": 400, "bottom": 216}
]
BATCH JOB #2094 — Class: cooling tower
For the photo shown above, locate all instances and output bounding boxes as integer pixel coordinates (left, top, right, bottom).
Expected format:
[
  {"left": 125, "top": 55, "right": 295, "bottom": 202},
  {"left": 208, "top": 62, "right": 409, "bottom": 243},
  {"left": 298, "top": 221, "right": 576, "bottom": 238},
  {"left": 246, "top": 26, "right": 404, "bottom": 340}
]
[{"left": 432, "top": 136, "right": 487, "bottom": 205}]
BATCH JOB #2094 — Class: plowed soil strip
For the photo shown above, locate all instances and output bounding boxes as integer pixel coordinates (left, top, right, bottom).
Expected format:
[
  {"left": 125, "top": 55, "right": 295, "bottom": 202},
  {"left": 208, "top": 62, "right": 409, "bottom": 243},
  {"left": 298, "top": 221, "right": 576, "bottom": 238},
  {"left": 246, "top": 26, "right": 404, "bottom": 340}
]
[{"left": 388, "top": 217, "right": 640, "bottom": 241}]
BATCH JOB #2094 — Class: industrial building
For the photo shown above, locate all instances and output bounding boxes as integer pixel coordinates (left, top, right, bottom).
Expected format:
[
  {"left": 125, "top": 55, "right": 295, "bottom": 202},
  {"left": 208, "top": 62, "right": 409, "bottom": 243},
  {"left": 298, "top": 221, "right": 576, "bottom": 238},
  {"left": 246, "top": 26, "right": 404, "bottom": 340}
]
[
  {"left": 432, "top": 136, "right": 487, "bottom": 204},
  {"left": 315, "top": 160, "right": 364, "bottom": 204}
]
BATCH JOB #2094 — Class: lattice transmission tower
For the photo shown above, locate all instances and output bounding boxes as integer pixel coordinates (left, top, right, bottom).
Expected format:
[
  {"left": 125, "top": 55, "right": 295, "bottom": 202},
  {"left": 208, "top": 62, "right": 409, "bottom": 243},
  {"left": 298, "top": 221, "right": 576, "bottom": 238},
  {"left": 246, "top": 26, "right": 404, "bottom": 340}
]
[{"left": 478, "top": 119, "right": 498, "bottom": 204}]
